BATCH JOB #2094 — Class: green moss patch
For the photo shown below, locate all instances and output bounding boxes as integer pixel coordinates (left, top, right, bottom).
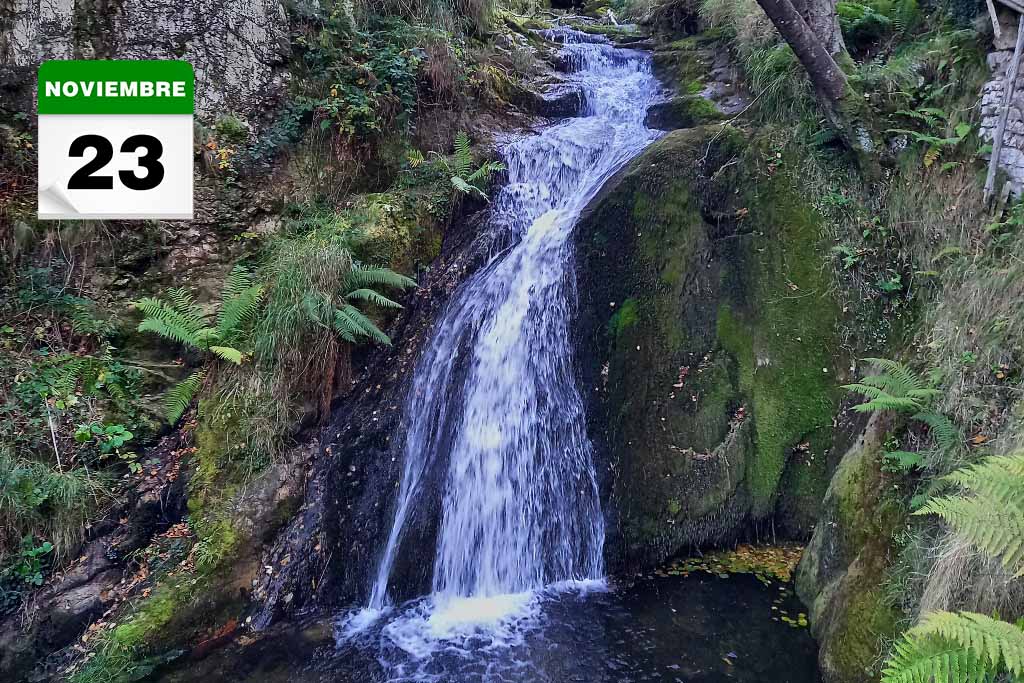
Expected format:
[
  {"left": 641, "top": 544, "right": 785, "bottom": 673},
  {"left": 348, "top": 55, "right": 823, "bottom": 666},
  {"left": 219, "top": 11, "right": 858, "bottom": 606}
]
[{"left": 575, "top": 126, "right": 843, "bottom": 570}]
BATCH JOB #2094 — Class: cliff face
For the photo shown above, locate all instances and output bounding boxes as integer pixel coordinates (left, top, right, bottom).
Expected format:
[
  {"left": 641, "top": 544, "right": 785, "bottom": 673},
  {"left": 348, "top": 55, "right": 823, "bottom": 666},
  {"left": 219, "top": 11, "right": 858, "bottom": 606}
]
[
  {"left": 2, "top": 0, "right": 290, "bottom": 120},
  {"left": 573, "top": 125, "right": 846, "bottom": 572}
]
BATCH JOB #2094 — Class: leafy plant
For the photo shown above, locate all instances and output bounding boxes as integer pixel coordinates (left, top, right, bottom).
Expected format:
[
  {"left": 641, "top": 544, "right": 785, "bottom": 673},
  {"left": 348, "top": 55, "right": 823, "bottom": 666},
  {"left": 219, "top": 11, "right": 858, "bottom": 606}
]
[
  {"left": 831, "top": 244, "right": 863, "bottom": 270},
  {"left": 74, "top": 423, "right": 139, "bottom": 473},
  {"left": 882, "top": 611, "right": 1024, "bottom": 683},
  {"left": 135, "top": 266, "right": 264, "bottom": 423},
  {"left": 843, "top": 358, "right": 941, "bottom": 413},
  {"left": 843, "top": 358, "right": 960, "bottom": 471},
  {"left": 915, "top": 453, "right": 1024, "bottom": 574},
  {"left": 432, "top": 131, "right": 505, "bottom": 200},
  {"left": 883, "top": 453, "right": 1024, "bottom": 683},
  {"left": 1, "top": 535, "right": 53, "bottom": 587}
]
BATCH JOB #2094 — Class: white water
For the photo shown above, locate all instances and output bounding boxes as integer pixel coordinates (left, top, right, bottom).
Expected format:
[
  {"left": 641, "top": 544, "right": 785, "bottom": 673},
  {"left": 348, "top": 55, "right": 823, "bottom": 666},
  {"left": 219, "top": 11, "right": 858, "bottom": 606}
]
[{"left": 340, "top": 28, "right": 662, "bottom": 676}]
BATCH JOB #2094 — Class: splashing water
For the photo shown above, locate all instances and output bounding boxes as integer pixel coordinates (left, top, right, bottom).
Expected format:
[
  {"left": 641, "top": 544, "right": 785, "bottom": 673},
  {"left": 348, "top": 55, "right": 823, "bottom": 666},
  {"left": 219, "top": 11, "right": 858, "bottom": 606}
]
[{"left": 340, "top": 28, "right": 663, "bottom": 678}]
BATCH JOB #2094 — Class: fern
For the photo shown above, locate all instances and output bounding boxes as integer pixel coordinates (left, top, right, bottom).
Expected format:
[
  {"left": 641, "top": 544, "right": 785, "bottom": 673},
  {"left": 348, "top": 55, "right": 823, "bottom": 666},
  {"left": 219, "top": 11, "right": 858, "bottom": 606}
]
[
  {"left": 209, "top": 346, "right": 244, "bottom": 364},
  {"left": 913, "top": 411, "right": 961, "bottom": 454},
  {"left": 348, "top": 266, "right": 416, "bottom": 291},
  {"left": 452, "top": 130, "right": 473, "bottom": 179},
  {"left": 883, "top": 612, "right": 1024, "bottom": 683},
  {"left": 137, "top": 268, "right": 264, "bottom": 424},
  {"left": 843, "top": 358, "right": 935, "bottom": 413},
  {"left": 164, "top": 370, "right": 205, "bottom": 424},
  {"left": 345, "top": 288, "right": 403, "bottom": 309},
  {"left": 915, "top": 453, "right": 1024, "bottom": 574},
  {"left": 216, "top": 266, "right": 264, "bottom": 340},
  {"left": 433, "top": 131, "right": 506, "bottom": 200}
]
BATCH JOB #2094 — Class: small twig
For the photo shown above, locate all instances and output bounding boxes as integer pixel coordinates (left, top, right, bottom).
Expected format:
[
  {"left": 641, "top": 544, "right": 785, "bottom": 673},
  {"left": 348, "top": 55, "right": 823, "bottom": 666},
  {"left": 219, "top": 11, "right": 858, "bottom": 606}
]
[{"left": 45, "top": 402, "right": 64, "bottom": 473}]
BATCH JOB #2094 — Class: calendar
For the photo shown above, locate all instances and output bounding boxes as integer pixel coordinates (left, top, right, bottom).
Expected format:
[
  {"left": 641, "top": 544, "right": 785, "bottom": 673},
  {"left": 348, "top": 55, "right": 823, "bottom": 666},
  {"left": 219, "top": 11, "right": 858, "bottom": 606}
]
[{"left": 37, "top": 60, "right": 194, "bottom": 220}]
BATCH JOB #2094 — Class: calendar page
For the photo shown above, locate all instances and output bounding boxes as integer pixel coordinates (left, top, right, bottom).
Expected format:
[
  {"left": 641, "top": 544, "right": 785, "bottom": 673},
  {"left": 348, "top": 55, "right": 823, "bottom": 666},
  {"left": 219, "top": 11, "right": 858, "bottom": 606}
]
[{"left": 37, "top": 60, "right": 194, "bottom": 220}]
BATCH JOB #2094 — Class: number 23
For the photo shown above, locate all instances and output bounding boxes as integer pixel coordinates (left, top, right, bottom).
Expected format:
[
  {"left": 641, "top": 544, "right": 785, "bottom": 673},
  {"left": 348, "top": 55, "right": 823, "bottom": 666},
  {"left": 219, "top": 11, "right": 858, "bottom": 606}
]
[{"left": 68, "top": 134, "right": 165, "bottom": 191}]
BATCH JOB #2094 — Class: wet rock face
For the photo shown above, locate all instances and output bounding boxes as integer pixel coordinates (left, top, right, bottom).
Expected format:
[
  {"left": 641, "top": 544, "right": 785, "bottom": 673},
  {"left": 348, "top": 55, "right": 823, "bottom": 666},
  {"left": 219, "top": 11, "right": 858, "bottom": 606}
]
[
  {"left": 795, "top": 412, "right": 904, "bottom": 683},
  {"left": 2, "top": 0, "right": 289, "bottom": 120},
  {"left": 573, "top": 127, "right": 844, "bottom": 573},
  {"left": 251, "top": 201, "right": 498, "bottom": 624},
  {"left": 643, "top": 95, "right": 723, "bottom": 131},
  {"left": 531, "top": 82, "right": 587, "bottom": 117}
]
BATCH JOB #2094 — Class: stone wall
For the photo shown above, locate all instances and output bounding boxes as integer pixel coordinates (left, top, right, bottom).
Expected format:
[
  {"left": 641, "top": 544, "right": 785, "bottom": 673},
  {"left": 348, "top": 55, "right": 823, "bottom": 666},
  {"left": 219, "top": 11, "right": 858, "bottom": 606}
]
[
  {"left": 1, "top": 0, "right": 291, "bottom": 122},
  {"left": 980, "top": 9, "right": 1024, "bottom": 196}
]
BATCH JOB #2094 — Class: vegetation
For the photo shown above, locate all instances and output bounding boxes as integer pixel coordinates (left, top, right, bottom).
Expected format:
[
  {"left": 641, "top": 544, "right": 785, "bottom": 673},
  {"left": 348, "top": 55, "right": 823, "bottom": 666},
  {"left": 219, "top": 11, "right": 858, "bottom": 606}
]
[
  {"left": 882, "top": 454, "right": 1024, "bottom": 683},
  {"left": 135, "top": 265, "right": 264, "bottom": 423}
]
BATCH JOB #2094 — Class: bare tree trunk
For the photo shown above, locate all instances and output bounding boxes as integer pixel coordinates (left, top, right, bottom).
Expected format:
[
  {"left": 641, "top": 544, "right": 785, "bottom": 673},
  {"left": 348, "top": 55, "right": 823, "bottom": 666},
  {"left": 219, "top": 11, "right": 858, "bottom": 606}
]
[
  {"left": 790, "top": 0, "right": 845, "bottom": 55},
  {"left": 754, "top": 0, "right": 849, "bottom": 122}
]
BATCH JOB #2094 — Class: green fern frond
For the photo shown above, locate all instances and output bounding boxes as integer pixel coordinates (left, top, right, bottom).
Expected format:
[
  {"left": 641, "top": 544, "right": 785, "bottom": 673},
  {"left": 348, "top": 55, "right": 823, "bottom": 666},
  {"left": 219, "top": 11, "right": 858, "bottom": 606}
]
[
  {"left": 331, "top": 308, "right": 362, "bottom": 343},
  {"left": 220, "top": 265, "right": 255, "bottom": 302},
  {"left": 916, "top": 497, "right": 1024, "bottom": 574},
  {"left": 913, "top": 411, "right": 961, "bottom": 453},
  {"left": 453, "top": 130, "right": 473, "bottom": 179},
  {"left": 345, "top": 288, "right": 404, "bottom": 309},
  {"left": 217, "top": 284, "right": 264, "bottom": 340},
  {"left": 883, "top": 633, "right": 990, "bottom": 683},
  {"left": 466, "top": 160, "right": 506, "bottom": 183},
  {"left": 166, "top": 287, "right": 206, "bottom": 329},
  {"left": 338, "top": 304, "right": 391, "bottom": 345},
  {"left": 863, "top": 357, "right": 926, "bottom": 393},
  {"left": 164, "top": 370, "right": 205, "bottom": 424},
  {"left": 347, "top": 266, "right": 416, "bottom": 291},
  {"left": 137, "top": 314, "right": 201, "bottom": 349},
  {"left": 452, "top": 175, "right": 486, "bottom": 199},
  {"left": 843, "top": 358, "right": 941, "bottom": 415},
  {"left": 904, "top": 612, "right": 1024, "bottom": 677},
  {"left": 209, "top": 346, "right": 244, "bottom": 365}
]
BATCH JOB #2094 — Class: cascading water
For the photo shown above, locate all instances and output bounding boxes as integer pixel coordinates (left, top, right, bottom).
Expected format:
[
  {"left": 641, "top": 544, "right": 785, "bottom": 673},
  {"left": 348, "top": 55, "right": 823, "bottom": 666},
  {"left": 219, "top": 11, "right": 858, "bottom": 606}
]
[{"left": 341, "top": 27, "right": 663, "bottom": 677}]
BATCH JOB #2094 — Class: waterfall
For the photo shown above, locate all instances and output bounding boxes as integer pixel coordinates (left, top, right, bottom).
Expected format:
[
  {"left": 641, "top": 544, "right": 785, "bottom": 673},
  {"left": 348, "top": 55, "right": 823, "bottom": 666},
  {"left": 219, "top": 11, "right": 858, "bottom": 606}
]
[{"left": 343, "top": 26, "right": 662, "bottom": 664}]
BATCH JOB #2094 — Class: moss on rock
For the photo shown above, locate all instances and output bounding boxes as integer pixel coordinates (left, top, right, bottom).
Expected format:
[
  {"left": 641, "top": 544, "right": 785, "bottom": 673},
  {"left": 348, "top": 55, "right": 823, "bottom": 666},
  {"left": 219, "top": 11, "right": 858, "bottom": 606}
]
[
  {"left": 574, "top": 125, "right": 843, "bottom": 571},
  {"left": 644, "top": 95, "right": 724, "bottom": 131},
  {"left": 795, "top": 412, "right": 905, "bottom": 683}
]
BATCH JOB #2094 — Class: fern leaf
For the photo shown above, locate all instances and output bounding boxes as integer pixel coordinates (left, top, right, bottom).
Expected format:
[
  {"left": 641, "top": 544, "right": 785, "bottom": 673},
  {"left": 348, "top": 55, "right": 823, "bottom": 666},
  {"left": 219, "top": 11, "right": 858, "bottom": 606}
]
[
  {"left": 217, "top": 284, "right": 264, "bottom": 341},
  {"left": 883, "top": 633, "right": 990, "bottom": 683},
  {"left": 916, "top": 495, "right": 1024, "bottom": 573},
  {"left": 912, "top": 612, "right": 1024, "bottom": 676},
  {"left": 337, "top": 304, "right": 391, "bottom": 345},
  {"left": 347, "top": 266, "right": 416, "bottom": 291},
  {"left": 452, "top": 175, "right": 486, "bottom": 199},
  {"left": 345, "top": 288, "right": 404, "bottom": 309},
  {"left": 913, "top": 411, "right": 961, "bottom": 453},
  {"left": 331, "top": 308, "right": 361, "bottom": 343},
  {"left": 220, "top": 265, "right": 255, "bottom": 303},
  {"left": 209, "top": 346, "right": 244, "bottom": 365},
  {"left": 453, "top": 131, "right": 473, "bottom": 179},
  {"left": 166, "top": 288, "right": 206, "bottom": 330},
  {"left": 863, "top": 358, "right": 926, "bottom": 394},
  {"left": 137, "top": 314, "right": 201, "bottom": 349},
  {"left": 164, "top": 370, "right": 205, "bottom": 424}
]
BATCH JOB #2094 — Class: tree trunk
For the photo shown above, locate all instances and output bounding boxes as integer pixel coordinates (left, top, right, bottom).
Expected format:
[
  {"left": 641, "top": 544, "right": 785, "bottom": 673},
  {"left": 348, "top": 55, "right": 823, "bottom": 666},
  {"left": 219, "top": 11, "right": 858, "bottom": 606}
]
[
  {"left": 754, "top": 0, "right": 852, "bottom": 132},
  {"left": 790, "top": 0, "right": 845, "bottom": 56}
]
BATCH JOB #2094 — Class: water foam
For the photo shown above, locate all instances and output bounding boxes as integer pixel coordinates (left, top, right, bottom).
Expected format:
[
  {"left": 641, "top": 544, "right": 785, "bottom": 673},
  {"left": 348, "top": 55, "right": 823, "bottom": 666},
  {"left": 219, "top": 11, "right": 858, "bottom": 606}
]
[{"left": 340, "top": 29, "right": 662, "bottom": 679}]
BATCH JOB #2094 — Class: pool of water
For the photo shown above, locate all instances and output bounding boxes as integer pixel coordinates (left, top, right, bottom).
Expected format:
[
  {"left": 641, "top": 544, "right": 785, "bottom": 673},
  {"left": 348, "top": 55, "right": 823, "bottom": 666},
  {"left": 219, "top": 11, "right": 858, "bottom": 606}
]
[{"left": 154, "top": 572, "right": 819, "bottom": 683}]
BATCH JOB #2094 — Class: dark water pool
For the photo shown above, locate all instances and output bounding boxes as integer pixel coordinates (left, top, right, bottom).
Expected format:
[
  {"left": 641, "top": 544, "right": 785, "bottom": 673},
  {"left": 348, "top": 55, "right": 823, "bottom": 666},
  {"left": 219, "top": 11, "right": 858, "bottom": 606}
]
[{"left": 153, "top": 573, "right": 818, "bottom": 683}]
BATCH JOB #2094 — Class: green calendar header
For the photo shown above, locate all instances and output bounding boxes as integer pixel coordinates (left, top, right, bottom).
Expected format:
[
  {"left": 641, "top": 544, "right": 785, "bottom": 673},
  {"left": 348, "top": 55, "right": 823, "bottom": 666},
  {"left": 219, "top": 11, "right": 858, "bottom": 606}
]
[{"left": 38, "top": 60, "right": 194, "bottom": 115}]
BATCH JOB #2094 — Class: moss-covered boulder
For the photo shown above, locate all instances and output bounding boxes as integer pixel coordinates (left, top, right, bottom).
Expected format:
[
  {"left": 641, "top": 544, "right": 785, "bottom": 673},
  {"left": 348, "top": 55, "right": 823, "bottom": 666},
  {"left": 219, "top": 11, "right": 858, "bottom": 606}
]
[
  {"left": 644, "top": 95, "right": 723, "bottom": 131},
  {"left": 795, "top": 412, "right": 905, "bottom": 683},
  {"left": 574, "top": 126, "right": 844, "bottom": 571}
]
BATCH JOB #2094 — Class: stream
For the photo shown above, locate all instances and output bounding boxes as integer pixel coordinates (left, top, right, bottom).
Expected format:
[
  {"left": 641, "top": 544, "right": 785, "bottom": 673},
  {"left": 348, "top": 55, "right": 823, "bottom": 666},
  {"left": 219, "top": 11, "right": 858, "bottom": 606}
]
[{"left": 156, "top": 27, "right": 818, "bottom": 683}]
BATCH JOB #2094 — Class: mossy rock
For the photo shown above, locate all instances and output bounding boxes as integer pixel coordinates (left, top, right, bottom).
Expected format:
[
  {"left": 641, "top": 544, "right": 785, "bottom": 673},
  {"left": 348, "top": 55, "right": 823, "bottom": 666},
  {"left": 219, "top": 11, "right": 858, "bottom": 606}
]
[
  {"left": 644, "top": 95, "right": 723, "bottom": 131},
  {"left": 574, "top": 126, "right": 843, "bottom": 571},
  {"left": 795, "top": 412, "right": 905, "bottom": 683},
  {"left": 651, "top": 37, "right": 718, "bottom": 93}
]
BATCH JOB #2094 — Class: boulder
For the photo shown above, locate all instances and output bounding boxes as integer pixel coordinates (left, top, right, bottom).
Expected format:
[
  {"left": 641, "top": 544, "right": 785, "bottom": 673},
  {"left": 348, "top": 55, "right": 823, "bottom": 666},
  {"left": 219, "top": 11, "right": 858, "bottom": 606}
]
[{"left": 574, "top": 126, "right": 845, "bottom": 572}]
